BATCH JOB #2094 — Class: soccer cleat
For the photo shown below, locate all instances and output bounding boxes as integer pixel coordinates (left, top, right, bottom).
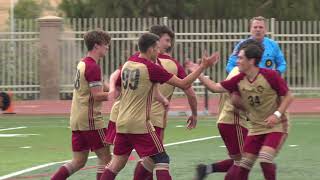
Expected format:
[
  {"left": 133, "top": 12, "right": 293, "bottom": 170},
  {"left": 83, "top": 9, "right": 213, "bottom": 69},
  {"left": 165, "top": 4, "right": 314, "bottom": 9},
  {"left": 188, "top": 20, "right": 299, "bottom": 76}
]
[{"left": 195, "top": 164, "right": 207, "bottom": 180}]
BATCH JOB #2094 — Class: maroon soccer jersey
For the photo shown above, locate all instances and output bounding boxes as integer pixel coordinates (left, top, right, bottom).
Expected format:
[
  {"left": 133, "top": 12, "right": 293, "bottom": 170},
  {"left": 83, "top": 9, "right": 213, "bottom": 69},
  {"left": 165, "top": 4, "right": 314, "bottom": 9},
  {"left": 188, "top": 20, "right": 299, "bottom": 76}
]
[
  {"left": 70, "top": 57, "right": 105, "bottom": 131},
  {"left": 116, "top": 55, "right": 173, "bottom": 134},
  {"left": 220, "top": 68, "right": 289, "bottom": 135}
]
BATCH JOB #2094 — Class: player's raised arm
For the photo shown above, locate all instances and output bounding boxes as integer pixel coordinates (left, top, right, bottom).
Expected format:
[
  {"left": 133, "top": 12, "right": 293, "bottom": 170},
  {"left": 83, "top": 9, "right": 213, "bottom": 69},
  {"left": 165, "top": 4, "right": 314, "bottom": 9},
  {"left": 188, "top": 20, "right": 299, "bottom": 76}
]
[
  {"left": 166, "top": 52, "right": 220, "bottom": 89},
  {"left": 185, "top": 61, "right": 227, "bottom": 93}
]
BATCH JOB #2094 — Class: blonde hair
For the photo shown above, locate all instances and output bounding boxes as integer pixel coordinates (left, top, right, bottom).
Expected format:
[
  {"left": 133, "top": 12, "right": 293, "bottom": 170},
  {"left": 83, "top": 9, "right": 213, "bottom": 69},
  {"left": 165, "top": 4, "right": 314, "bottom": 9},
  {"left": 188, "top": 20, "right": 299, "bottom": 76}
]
[{"left": 250, "top": 16, "right": 266, "bottom": 25}]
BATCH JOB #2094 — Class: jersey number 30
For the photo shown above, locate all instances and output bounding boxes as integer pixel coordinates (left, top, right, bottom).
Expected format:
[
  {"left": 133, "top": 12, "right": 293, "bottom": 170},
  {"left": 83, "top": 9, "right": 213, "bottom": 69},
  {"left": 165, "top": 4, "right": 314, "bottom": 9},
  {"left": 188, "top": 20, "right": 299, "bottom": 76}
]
[{"left": 122, "top": 68, "right": 140, "bottom": 90}]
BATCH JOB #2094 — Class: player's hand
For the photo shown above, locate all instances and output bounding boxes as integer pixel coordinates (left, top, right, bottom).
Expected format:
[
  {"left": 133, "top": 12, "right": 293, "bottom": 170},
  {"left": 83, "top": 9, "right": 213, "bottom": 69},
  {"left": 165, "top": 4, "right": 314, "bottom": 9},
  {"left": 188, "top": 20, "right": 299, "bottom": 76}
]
[
  {"left": 185, "top": 60, "right": 200, "bottom": 73},
  {"left": 200, "top": 51, "right": 220, "bottom": 69},
  {"left": 264, "top": 115, "right": 280, "bottom": 128},
  {"left": 163, "top": 98, "right": 170, "bottom": 111},
  {"left": 186, "top": 115, "right": 197, "bottom": 130}
]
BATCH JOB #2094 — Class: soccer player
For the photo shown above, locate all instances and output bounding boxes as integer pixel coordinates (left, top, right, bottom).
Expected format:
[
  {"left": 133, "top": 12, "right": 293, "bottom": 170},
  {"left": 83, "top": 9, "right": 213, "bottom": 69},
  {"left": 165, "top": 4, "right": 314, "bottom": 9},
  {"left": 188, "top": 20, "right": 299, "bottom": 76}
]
[
  {"left": 51, "top": 30, "right": 113, "bottom": 180},
  {"left": 186, "top": 40, "right": 294, "bottom": 180},
  {"left": 133, "top": 25, "right": 198, "bottom": 180},
  {"left": 100, "top": 32, "right": 219, "bottom": 180},
  {"left": 194, "top": 39, "right": 261, "bottom": 180},
  {"left": 226, "top": 16, "right": 287, "bottom": 75},
  {"left": 195, "top": 67, "right": 248, "bottom": 180},
  {"left": 0, "top": 92, "right": 11, "bottom": 111}
]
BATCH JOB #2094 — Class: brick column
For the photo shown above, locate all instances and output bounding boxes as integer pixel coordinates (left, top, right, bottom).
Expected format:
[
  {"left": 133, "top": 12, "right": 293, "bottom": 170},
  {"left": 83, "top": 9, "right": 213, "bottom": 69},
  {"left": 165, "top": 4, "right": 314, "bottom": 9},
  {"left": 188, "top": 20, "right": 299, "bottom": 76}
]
[{"left": 38, "top": 16, "right": 62, "bottom": 99}]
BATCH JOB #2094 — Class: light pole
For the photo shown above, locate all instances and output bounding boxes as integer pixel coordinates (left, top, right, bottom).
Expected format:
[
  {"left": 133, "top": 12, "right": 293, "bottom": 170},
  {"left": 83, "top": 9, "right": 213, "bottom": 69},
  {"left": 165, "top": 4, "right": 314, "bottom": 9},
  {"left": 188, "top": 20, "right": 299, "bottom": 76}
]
[
  {"left": 9, "top": 0, "right": 16, "bottom": 88},
  {"left": 10, "top": 0, "right": 14, "bottom": 34},
  {"left": 10, "top": 0, "right": 15, "bottom": 49}
]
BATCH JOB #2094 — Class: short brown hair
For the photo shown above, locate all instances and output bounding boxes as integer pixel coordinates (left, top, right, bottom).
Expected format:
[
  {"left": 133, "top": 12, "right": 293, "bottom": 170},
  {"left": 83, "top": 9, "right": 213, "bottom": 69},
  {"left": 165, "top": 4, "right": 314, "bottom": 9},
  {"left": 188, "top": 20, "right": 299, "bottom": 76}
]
[
  {"left": 84, "top": 29, "right": 111, "bottom": 51},
  {"left": 239, "top": 39, "right": 264, "bottom": 66},
  {"left": 250, "top": 16, "right": 266, "bottom": 26},
  {"left": 138, "top": 33, "right": 159, "bottom": 53},
  {"left": 149, "top": 25, "right": 175, "bottom": 40}
]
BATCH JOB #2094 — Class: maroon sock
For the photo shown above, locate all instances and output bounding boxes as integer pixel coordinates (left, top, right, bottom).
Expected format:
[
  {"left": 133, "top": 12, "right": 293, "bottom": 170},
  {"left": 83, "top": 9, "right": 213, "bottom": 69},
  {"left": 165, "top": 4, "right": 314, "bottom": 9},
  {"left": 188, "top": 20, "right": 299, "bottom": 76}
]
[
  {"left": 260, "top": 162, "right": 276, "bottom": 180},
  {"left": 100, "top": 169, "right": 116, "bottom": 180},
  {"left": 133, "top": 161, "right": 153, "bottom": 180},
  {"left": 224, "top": 165, "right": 239, "bottom": 180},
  {"left": 51, "top": 166, "right": 70, "bottom": 180},
  {"left": 238, "top": 166, "right": 250, "bottom": 180},
  {"left": 97, "top": 165, "right": 105, "bottom": 180},
  {"left": 211, "top": 159, "right": 234, "bottom": 172},
  {"left": 156, "top": 170, "right": 172, "bottom": 180},
  {"left": 96, "top": 173, "right": 102, "bottom": 180},
  {"left": 145, "top": 173, "right": 154, "bottom": 180}
]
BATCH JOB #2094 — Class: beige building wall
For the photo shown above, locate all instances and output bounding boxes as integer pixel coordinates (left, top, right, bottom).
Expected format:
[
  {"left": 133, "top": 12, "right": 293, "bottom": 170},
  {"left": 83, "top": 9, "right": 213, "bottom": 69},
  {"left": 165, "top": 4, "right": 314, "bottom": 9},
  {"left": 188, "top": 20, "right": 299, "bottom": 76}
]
[{"left": 0, "top": 0, "right": 61, "bottom": 31}]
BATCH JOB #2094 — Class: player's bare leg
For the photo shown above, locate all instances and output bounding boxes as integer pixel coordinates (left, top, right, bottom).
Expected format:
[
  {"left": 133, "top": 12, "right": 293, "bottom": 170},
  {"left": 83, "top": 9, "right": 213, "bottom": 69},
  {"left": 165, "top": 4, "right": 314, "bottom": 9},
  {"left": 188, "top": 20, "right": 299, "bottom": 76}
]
[
  {"left": 95, "top": 146, "right": 112, "bottom": 180},
  {"left": 100, "top": 154, "right": 129, "bottom": 180},
  {"left": 51, "top": 151, "right": 89, "bottom": 180},
  {"left": 134, "top": 157, "right": 154, "bottom": 180}
]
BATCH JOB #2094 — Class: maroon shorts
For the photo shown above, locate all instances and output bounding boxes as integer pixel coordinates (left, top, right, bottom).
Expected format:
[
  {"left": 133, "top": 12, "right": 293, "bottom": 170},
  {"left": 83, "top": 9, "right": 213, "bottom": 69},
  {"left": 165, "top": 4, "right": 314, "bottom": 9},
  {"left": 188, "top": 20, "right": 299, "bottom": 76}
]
[
  {"left": 155, "top": 126, "right": 164, "bottom": 142},
  {"left": 113, "top": 128, "right": 164, "bottom": 158},
  {"left": 72, "top": 128, "right": 108, "bottom": 152},
  {"left": 104, "top": 121, "right": 116, "bottom": 145},
  {"left": 243, "top": 132, "right": 287, "bottom": 155},
  {"left": 218, "top": 123, "right": 248, "bottom": 156}
]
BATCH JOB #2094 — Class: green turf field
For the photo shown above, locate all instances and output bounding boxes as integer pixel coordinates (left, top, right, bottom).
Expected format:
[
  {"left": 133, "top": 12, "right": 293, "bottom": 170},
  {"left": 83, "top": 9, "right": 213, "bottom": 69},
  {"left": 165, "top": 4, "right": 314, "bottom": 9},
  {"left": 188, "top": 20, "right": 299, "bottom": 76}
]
[{"left": 0, "top": 115, "right": 319, "bottom": 180}]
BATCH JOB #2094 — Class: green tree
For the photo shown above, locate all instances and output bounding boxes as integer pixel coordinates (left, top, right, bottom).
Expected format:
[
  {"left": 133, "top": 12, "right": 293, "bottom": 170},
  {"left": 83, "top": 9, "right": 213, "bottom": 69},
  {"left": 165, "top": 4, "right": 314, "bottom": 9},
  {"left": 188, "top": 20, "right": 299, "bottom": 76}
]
[
  {"left": 59, "top": 0, "right": 197, "bottom": 18},
  {"left": 59, "top": 0, "right": 320, "bottom": 20},
  {"left": 13, "top": 0, "right": 42, "bottom": 19}
]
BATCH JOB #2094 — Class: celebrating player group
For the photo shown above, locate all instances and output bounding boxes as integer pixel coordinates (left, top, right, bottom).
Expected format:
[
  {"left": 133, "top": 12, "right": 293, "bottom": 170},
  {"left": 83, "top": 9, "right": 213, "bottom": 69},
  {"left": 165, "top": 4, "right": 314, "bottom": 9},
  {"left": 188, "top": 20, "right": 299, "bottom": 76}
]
[{"left": 51, "top": 16, "right": 293, "bottom": 180}]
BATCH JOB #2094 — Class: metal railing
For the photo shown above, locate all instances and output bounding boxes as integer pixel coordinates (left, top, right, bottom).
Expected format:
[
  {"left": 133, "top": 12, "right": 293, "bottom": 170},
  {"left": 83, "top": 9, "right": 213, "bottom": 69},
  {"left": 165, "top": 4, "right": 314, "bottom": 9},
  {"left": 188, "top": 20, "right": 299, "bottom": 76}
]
[{"left": 1, "top": 18, "right": 320, "bottom": 99}]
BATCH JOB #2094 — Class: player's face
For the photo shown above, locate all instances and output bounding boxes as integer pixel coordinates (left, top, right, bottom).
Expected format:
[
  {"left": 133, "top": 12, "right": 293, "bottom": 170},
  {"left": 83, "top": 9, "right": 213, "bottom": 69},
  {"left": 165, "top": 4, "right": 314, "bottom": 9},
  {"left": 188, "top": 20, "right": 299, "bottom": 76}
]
[
  {"left": 237, "top": 50, "right": 252, "bottom": 72},
  {"left": 150, "top": 41, "right": 160, "bottom": 61},
  {"left": 96, "top": 43, "right": 109, "bottom": 58},
  {"left": 250, "top": 20, "right": 266, "bottom": 42},
  {"left": 159, "top": 34, "right": 172, "bottom": 54}
]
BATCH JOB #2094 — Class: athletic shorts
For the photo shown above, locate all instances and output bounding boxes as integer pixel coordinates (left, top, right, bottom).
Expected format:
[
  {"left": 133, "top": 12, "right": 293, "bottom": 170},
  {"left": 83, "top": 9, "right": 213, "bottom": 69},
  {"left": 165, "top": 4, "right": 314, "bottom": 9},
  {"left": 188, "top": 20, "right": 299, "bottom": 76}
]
[
  {"left": 72, "top": 128, "right": 108, "bottom": 152},
  {"left": 243, "top": 132, "right": 287, "bottom": 155},
  {"left": 218, "top": 123, "right": 248, "bottom": 156},
  {"left": 104, "top": 121, "right": 116, "bottom": 145},
  {"left": 113, "top": 128, "right": 164, "bottom": 158}
]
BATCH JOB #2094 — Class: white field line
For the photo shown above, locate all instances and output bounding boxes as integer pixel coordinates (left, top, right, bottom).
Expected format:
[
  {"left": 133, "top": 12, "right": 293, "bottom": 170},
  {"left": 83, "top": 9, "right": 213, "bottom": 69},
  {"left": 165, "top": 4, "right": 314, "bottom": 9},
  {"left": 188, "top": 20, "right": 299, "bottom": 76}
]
[
  {"left": 0, "top": 127, "right": 27, "bottom": 132},
  {"left": 0, "top": 136, "right": 220, "bottom": 180},
  {"left": 0, "top": 134, "right": 39, "bottom": 137}
]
